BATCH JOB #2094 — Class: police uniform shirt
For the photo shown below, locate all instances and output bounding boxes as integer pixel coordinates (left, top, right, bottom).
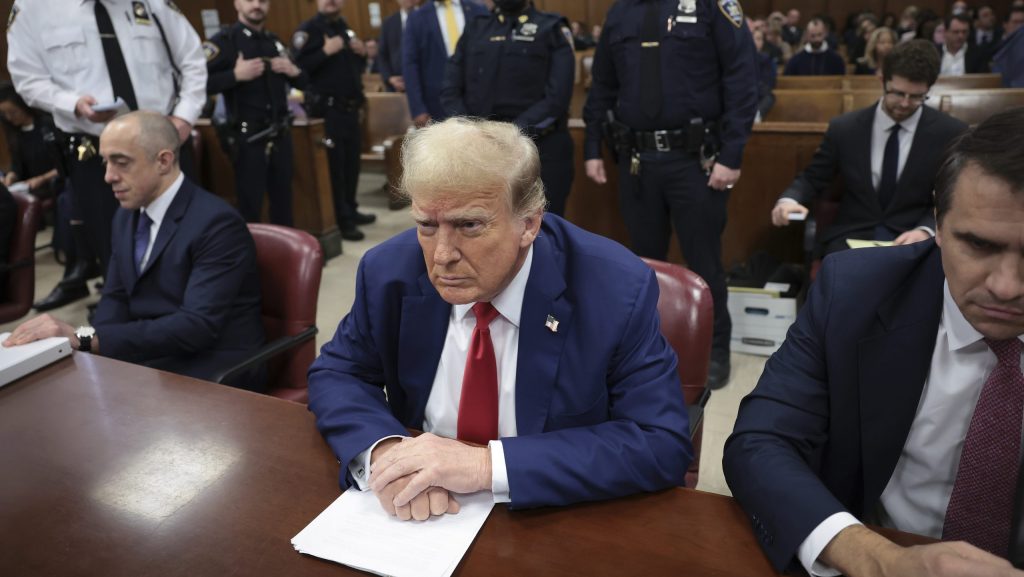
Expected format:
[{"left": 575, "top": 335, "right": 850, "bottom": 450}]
[
  {"left": 7, "top": 0, "right": 207, "bottom": 137},
  {"left": 582, "top": 0, "right": 759, "bottom": 168},
  {"left": 292, "top": 13, "right": 365, "bottom": 105},
  {"left": 444, "top": 7, "right": 574, "bottom": 130},
  {"left": 205, "top": 22, "right": 307, "bottom": 123}
]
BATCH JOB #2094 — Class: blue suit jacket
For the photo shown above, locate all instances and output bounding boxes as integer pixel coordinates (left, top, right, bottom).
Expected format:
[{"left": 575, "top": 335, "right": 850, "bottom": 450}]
[
  {"left": 308, "top": 214, "right": 692, "bottom": 508},
  {"left": 402, "top": 0, "right": 486, "bottom": 120},
  {"left": 723, "top": 240, "right": 945, "bottom": 571},
  {"left": 378, "top": 10, "right": 404, "bottom": 92},
  {"left": 93, "top": 178, "right": 265, "bottom": 388}
]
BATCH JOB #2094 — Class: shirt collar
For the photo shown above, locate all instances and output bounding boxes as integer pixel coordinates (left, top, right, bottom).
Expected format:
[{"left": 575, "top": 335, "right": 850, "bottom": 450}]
[
  {"left": 452, "top": 244, "right": 533, "bottom": 329},
  {"left": 804, "top": 40, "right": 830, "bottom": 53},
  {"left": 874, "top": 99, "right": 923, "bottom": 134},
  {"left": 944, "top": 44, "right": 966, "bottom": 57},
  {"left": 141, "top": 172, "right": 184, "bottom": 230}
]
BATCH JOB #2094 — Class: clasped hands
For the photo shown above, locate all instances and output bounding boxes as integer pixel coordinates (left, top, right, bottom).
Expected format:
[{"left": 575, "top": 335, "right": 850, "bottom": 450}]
[{"left": 368, "top": 433, "right": 491, "bottom": 521}]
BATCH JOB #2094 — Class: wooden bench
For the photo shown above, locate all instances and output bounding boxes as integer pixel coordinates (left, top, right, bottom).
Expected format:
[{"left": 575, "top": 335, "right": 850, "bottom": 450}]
[
  {"left": 780, "top": 73, "right": 1004, "bottom": 92},
  {"left": 936, "top": 88, "right": 1024, "bottom": 125},
  {"left": 362, "top": 73, "right": 385, "bottom": 93},
  {"left": 776, "top": 76, "right": 846, "bottom": 90},
  {"left": 763, "top": 89, "right": 846, "bottom": 122},
  {"left": 361, "top": 92, "right": 412, "bottom": 164}
]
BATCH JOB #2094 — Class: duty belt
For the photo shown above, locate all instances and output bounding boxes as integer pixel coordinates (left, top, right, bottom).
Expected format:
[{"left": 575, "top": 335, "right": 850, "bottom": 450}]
[
  {"left": 633, "top": 129, "right": 689, "bottom": 153},
  {"left": 59, "top": 133, "right": 100, "bottom": 162},
  {"left": 324, "top": 95, "right": 362, "bottom": 112}
]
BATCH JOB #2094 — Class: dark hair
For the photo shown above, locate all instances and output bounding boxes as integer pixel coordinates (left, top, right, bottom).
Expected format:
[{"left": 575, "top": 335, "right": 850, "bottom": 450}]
[
  {"left": 935, "top": 107, "right": 1024, "bottom": 225},
  {"left": 945, "top": 13, "right": 971, "bottom": 29},
  {"left": 882, "top": 39, "right": 941, "bottom": 85},
  {"left": 0, "top": 81, "right": 29, "bottom": 113}
]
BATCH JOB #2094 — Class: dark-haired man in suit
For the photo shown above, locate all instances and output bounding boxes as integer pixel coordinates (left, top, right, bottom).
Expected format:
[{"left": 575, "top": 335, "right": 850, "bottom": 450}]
[
  {"left": 771, "top": 40, "right": 967, "bottom": 256},
  {"left": 378, "top": 0, "right": 419, "bottom": 93},
  {"left": 402, "top": 0, "right": 487, "bottom": 127},
  {"left": 4, "top": 112, "right": 264, "bottom": 390},
  {"left": 726, "top": 106, "right": 1024, "bottom": 576},
  {"left": 940, "top": 13, "right": 991, "bottom": 74}
]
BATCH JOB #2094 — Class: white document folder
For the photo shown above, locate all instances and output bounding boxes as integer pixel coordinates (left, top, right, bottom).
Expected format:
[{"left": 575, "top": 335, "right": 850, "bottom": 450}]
[{"left": 0, "top": 333, "right": 73, "bottom": 388}]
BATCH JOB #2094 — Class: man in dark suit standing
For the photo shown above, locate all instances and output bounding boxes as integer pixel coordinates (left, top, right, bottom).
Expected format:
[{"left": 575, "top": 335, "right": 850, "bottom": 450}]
[
  {"left": 725, "top": 107, "right": 1024, "bottom": 576},
  {"left": 378, "top": 0, "right": 419, "bottom": 93},
  {"left": 771, "top": 40, "right": 967, "bottom": 256},
  {"left": 939, "top": 13, "right": 990, "bottom": 74},
  {"left": 5, "top": 112, "right": 265, "bottom": 390},
  {"left": 402, "top": 0, "right": 487, "bottom": 127},
  {"left": 307, "top": 117, "right": 691, "bottom": 521}
]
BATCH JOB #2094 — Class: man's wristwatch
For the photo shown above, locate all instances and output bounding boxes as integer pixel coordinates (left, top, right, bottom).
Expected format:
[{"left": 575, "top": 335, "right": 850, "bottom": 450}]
[{"left": 74, "top": 326, "right": 95, "bottom": 353}]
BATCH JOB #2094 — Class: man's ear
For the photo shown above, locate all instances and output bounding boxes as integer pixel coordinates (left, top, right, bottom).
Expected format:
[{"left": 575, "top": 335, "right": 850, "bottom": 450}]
[
  {"left": 519, "top": 210, "right": 543, "bottom": 247},
  {"left": 156, "top": 149, "right": 176, "bottom": 174}
]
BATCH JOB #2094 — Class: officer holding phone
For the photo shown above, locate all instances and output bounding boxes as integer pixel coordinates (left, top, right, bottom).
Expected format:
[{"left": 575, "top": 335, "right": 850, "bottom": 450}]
[{"left": 7, "top": 0, "right": 207, "bottom": 311}]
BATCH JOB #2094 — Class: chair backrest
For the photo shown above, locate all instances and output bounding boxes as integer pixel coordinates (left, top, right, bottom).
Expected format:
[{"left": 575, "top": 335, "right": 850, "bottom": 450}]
[
  {"left": 362, "top": 92, "right": 412, "bottom": 156},
  {"left": 247, "top": 224, "right": 323, "bottom": 401},
  {"left": 641, "top": 258, "right": 713, "bottom": 407},
  {"left": 0, "top": 191, "right": 40, "bottom": 324}
]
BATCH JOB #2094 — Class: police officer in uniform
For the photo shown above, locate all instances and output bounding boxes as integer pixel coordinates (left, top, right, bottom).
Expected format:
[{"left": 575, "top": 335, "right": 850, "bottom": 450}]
[
  {"left": 7, "top": 0, "right": 207, "bottom": 311},
  {"left": 441, "top": 0, "right": 575, "bottom": 216},
  {"left": 583, "top": 0, "right": 758, "bottom": 389},
  {"left": 205, "top": 0, "right": 307, "bottom": 226},
  {"left": 293, "top": 0, "right": 376, "bottom": 242}
]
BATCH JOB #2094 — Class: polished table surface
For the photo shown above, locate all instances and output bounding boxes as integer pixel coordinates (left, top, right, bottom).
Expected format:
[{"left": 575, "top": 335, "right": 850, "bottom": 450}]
[{"left": 0, "top": 354, "right": 922, "bottom": 576}]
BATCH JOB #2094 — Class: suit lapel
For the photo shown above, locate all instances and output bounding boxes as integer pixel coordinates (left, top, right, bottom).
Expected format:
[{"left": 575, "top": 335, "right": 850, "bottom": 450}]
[
  {"left": 858, "top": 245, "right": 945, "bottom": 509},
  {"left": 854, "top": 106, "right": 876, "bottom": 199},
  {"left": 138, "top": 180, "right": 193, "bottom": 280},
  {"left": 515, "top": 231, "right": 573, "bottom": 435},
  {"left": 427, "top": 2, "right": 444, "bottom": 51},
  {"left": 398, "top": 274, "right": 451, "bottom": 427}
]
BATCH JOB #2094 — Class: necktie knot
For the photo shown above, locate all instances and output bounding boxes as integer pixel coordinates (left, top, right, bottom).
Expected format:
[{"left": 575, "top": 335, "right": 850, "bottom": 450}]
[
  {"left": 472, "top": 302, "right": 499, "bottom": 328},
  {"left": 985, "top": 338, "right": 1023, "bottom": 368},
  {"left": 890, "top": 123, "right": 902, "bottom": 134},
  {"left": 136, "top": 210, "right": 152, "bottom": 234}
]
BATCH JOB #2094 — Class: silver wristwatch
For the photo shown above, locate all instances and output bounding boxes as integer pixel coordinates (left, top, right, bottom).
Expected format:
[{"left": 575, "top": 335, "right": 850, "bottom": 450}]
[{"left": 74, "top": 326, "right": 95, "bottom": 353}]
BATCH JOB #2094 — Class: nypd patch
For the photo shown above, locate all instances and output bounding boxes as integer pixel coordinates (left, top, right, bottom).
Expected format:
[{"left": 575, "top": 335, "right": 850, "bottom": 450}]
[
  {"left": 718, "top": 0, "right": 744, "bottom": 28},
  {"left": 292, "top": 31, "right": 309, "bottom": 51},
  {"left": 166, "top": 0, "right": 183, "bottom": 15},
  {"left": 561, "top": 25, "right": 574, "bottom": 51},
  {"left": 7, "top": 5, "right": 18, "bottom": 31},
  {"left": 202, "top": 41, "right": 220, "bottom": 62}
]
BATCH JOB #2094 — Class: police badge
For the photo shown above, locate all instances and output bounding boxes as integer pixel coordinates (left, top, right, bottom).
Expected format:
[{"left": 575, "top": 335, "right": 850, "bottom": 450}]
[
  {"left": 132, "top": 1, "right": 152, "bottom": 24},
  {"left": 676, "top": 0, "right": 697, "bottom": 24}
]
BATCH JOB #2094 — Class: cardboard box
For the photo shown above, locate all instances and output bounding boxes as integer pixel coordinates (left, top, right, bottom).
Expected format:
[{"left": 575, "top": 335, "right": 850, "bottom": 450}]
[{"left": 727, "top": 289, "right": 797, "bottom": 356}]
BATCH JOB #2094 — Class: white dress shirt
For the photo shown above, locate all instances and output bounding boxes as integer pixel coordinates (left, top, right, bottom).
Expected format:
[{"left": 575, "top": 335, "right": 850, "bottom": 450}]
[
  {"left": 798, "top": 281, "right": 1024, "bottom": 576},
  {"left": 869, "top": 100, "right": 921, "bottom": 192},
  {"left": 349, "top": 246, "right": 535, "bottom": 503},
  {"left": 433, "top": 0, "right": 466, "bottom": 57},
  {"left": 137, "top": 172, "right": 184, "bottom": 271},
  {"left": 940, "top": 44, "right": 967, "bottom": 76},
  {"left": 7, "top": 0, "right": 207, "bottom": 136}
]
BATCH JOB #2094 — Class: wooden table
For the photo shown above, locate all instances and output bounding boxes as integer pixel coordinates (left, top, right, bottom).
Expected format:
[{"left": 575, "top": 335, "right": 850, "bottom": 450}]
[{"left": 0, "top": 354, "right": 919, "bottom": 576}]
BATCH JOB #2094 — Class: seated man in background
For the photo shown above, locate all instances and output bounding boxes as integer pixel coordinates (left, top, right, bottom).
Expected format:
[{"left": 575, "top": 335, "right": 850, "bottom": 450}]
[
  {"left": 308, "top": 118, "right": 691, "bottom": 521},
  {"left": 785, "top": 18, "right": 847, "bottom": 75},
  {"left": 4, "top": 112, "right": 265, "bottom": 391},
  {"left": 725, "top": 107, "right": 1024, "bottom": 576},
  {"left": 771, "top": 40, "right": 967, "bottom": 256}
]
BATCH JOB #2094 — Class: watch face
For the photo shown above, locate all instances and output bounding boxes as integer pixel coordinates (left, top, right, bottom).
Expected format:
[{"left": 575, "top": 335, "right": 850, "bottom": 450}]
[{"left": 75, "top": 326, "right": 95, "bottom": 339}]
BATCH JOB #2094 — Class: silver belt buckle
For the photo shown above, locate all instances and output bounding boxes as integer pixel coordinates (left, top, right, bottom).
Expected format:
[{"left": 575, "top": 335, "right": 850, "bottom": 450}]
[{"left": 653, "top": 130, "right": 670, "bottom": 152}]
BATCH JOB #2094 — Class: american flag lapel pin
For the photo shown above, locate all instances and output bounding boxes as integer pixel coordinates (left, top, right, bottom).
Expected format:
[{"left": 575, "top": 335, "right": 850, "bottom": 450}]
[{"left": 545, "top": 314, "right": 559, "bottom": 333}]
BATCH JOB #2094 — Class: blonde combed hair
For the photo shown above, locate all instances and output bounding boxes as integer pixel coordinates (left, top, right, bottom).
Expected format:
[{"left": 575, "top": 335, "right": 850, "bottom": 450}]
[{"left": 399, "top": 117, "right": 546, "bottom": 217}]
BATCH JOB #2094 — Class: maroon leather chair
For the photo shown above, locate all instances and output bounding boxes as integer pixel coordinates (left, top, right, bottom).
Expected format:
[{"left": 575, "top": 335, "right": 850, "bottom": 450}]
[
  {"left": 641, "top": 258, "right": 714, "bottom": 488},
  {"left": 214, "top": 224, "right": 323, "bottom": 403},
  {"left": 0, "top": 191, "right": 41, "bottom": 324}
]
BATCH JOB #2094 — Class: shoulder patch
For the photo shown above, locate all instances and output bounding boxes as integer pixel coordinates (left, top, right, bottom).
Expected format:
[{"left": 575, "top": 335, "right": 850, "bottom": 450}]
[
  {"left": 561, "top": 25, "right": 575, "bottom": 52},
  {"left": 165, "top": 0, "right": 183, "bottom": 15},
  {"left": 202, "top": 41, "right": 220, "bottom": 62},
  {"left": 718, "top": 0, "right": 744, "bottom": 28},
  {"left": 7, "top": 5, "right": 18, "bottom": 32},
  {"left": 292, "top": 31, "right": 309, "bottom": 51}
]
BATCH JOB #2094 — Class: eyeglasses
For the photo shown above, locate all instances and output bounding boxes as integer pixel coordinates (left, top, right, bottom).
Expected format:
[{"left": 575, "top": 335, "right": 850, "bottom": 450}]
[{"left": 884, "top": 85, "right": 930, "bottom": 104}]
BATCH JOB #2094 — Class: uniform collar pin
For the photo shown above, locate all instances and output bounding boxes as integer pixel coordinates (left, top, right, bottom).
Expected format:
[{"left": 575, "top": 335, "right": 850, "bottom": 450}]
[{"left": 545, "top": 315, "right": 559, "bottom": 333}]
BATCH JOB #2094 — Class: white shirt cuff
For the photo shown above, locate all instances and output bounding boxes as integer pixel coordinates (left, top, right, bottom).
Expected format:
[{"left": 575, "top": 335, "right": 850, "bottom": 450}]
[
  {"left": 776, "top": 198, "right": 798, "bottom": 205},
  {"left": 347, "top": 435, "right": 406, "bottom": 491},
  {"left": 797, "top": 512, "right": 863, "bottom": 577},
  {"left": 914, "top": 226, "right": 935, "bottom": 237},
  {"left": 489, "top": 440, "right": 510, "bottom": 503}
]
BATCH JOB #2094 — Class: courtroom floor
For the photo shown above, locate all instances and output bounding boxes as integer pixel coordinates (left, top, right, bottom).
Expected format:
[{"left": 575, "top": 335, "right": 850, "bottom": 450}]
[{"left": 1, "top": 169, "right": 766, "bottom": 498}]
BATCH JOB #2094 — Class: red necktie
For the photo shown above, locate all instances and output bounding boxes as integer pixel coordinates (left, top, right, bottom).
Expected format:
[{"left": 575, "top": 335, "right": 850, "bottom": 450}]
[
  {"left": 457, "top": 302, "right": 500, "bottom": 446},
  {"left": 943, "top": 338, "right": 1023, "bottom": 556}
]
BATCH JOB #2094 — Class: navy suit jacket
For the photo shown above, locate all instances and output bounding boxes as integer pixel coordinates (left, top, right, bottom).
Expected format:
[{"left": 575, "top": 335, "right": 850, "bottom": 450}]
[
  {"left": 402, "top": 0, "right": 486, "bottom": 119},
  {"left": 723, "top": 240, "right": 946, "bottom": 571},
  {"left": 93, "top": 178, "right": 265, "bottom": 388},
  {"left": 308, "top": 214, "right": 692, "bottom": 508},
  {"left": 781, "top": 104, "right": 967, "bottom": 251},
  {"left": 378, "top": 10, "right": 404, "bottom": 92}
]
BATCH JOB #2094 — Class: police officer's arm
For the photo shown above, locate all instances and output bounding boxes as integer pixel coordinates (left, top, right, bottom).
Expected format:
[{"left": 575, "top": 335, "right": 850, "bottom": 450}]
[
  {"left": 292, "top": 25, "right": 331, "bottom": 74},
  {"left": 440, "top": 32, "right": 470, "bottom": 117},
  {"left": 149, "top": 1, "right": 207, "bottom": 126},
  {"left": 205, "top": 34, "right": 243, "bottom": 95},
  {"left": 6, "top": 3, "right": 86, "bottom": 121},
  {"left": 514, "top": 20, "right": 574, "bottom": 133},
  {"left": 582, "top": 13, "right": 620, "bottom": 161},
  {"left": 710, "top": 0, "right": 759, "bottom": 170}
]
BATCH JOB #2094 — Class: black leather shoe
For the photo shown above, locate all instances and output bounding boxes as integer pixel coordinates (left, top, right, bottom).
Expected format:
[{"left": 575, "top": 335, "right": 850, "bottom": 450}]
[
  {"left": 33, "top": 283, "right": 90, "bottom": 312},
  {"left": 340, "top": 224, "right": 365, "bottom": 241},
  {"left": 706, "top": 355, "right": 731, "bottom": 390},
  {"left": 352, "top": 211, "right": 377, "bottom": 225},
  {"left": 61, "top": 258, "right": 102, "bottom": 286}
]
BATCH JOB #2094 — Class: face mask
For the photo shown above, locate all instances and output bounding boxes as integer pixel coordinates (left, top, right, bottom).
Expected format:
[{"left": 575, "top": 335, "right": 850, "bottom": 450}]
[{"left": 494, "top": 0, "right": 527, "bottom": 14}]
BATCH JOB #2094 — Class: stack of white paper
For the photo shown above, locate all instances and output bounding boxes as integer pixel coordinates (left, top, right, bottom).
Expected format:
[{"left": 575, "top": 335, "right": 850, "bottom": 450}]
[
  {"left": 292, "top": 489, "right": 494, "bottom": 577},
  {"left": 0, "top": 333, "right": 72, "bottom": 388}
]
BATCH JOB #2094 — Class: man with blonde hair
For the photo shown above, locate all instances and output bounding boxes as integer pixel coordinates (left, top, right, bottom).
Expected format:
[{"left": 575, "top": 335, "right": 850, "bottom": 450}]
[{"left": 308, "top": 117, "right": 691, "bottom": 521}]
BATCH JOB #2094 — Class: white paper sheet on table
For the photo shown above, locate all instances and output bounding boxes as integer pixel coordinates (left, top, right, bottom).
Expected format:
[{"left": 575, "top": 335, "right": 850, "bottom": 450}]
[{"left": 292, "top": 489, "right": 494, "bottom": 577}]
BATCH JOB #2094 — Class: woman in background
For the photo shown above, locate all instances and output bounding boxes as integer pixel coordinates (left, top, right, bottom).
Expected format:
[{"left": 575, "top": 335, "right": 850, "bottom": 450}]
[
  {"left": 855, "top": 27, "right": 899, "bottom": 75},
  {"left": 0, "top": 82, "right": 59, "bottom": 195}
]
